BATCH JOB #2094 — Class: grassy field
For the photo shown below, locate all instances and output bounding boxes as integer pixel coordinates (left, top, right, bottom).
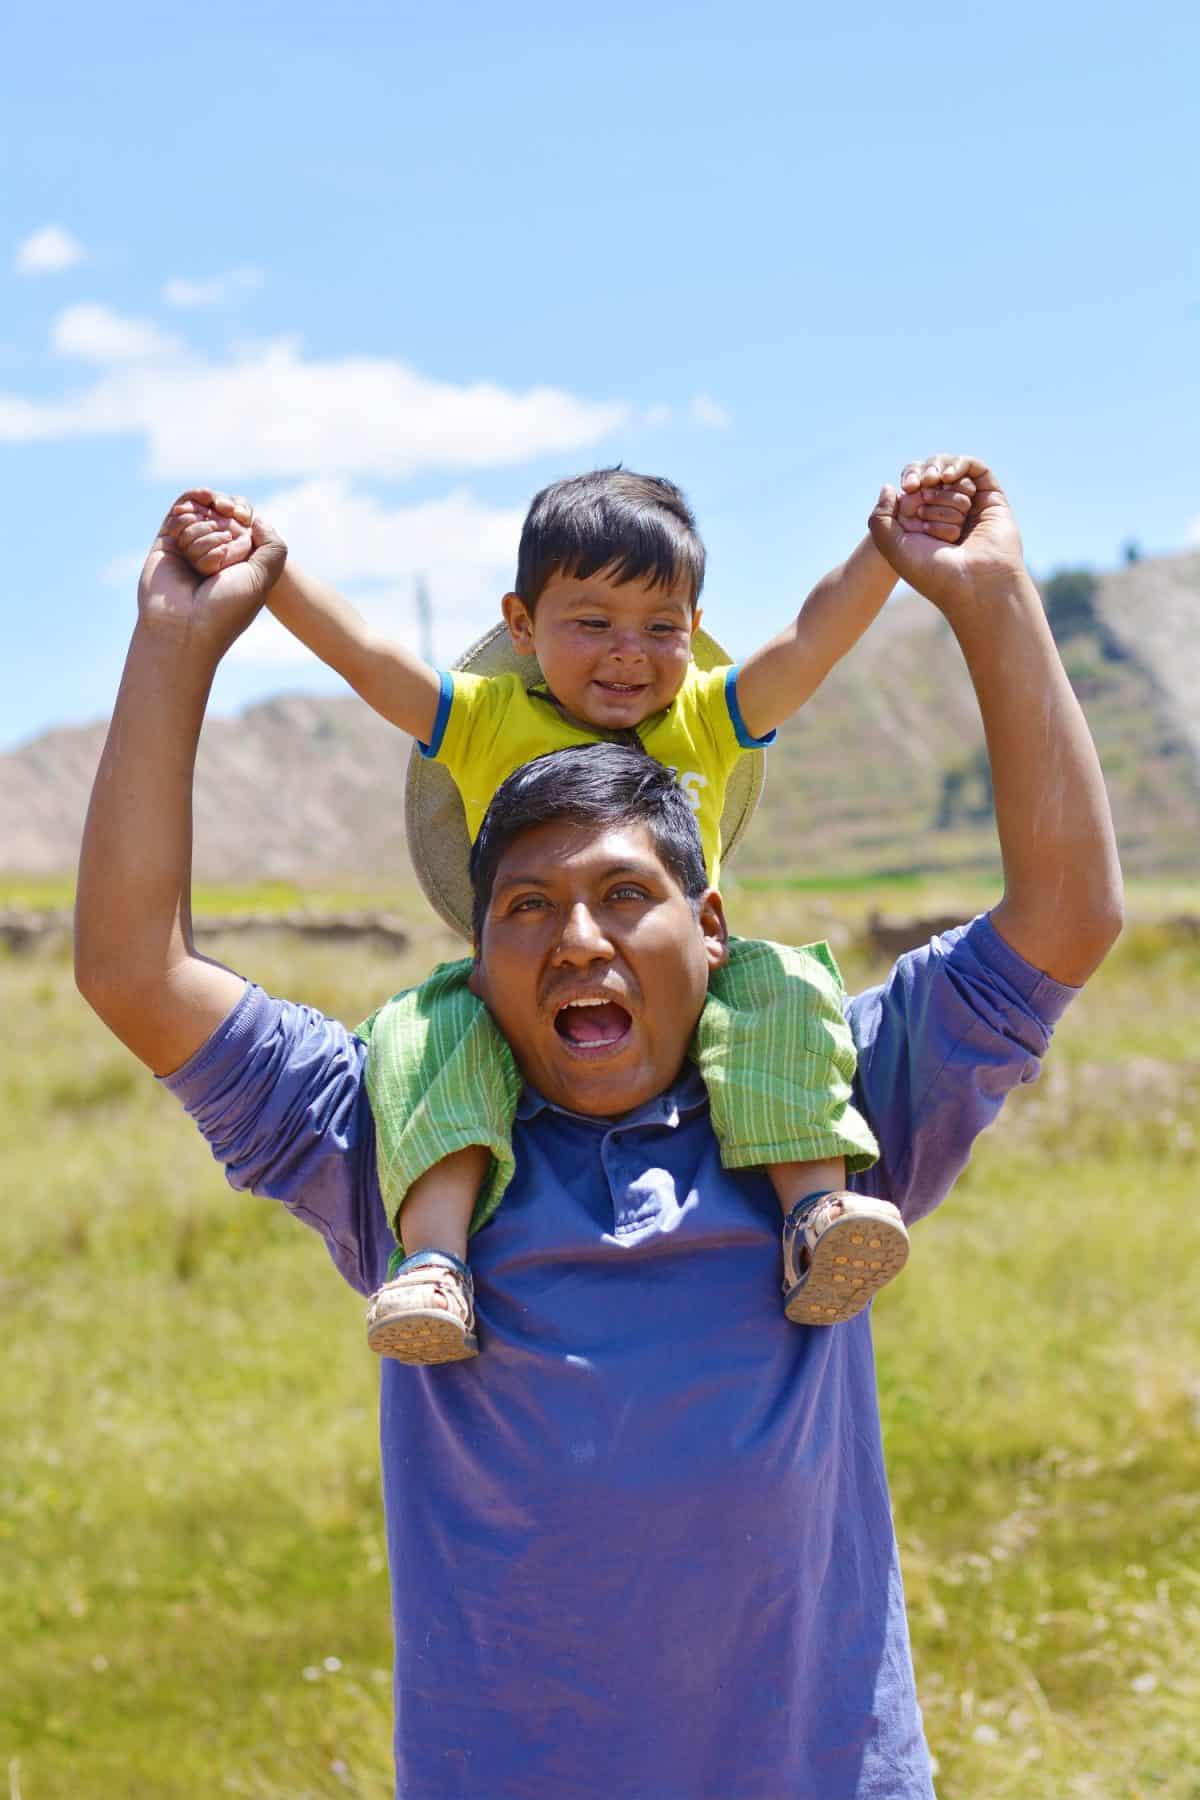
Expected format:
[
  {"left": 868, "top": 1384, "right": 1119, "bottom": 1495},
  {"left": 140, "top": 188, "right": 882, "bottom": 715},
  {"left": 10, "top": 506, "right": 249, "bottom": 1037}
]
[{"left": 2, "top": 880, "right": 1198, "bottom": 1798}]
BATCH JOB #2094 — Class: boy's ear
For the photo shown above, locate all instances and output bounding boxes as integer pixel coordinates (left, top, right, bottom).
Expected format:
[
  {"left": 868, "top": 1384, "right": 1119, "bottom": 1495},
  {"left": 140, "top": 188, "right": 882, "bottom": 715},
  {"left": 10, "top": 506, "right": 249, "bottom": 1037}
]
[
  {"left": 690, "top": 607, "right": 703, "bottom": 640},
  {"left": 502, "top": 591, "right": 537, "bottom": 655}
]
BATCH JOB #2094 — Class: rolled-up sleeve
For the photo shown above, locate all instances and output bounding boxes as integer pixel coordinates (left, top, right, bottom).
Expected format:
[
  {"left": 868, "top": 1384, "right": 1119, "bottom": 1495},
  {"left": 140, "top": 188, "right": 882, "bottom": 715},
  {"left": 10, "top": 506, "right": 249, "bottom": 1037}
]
[
  {"left": 847, "top": 912, "right": 1079, "bottom": 1224},
  {"left": 159, "top": 983, "right": 392, "bottom": 1295}
]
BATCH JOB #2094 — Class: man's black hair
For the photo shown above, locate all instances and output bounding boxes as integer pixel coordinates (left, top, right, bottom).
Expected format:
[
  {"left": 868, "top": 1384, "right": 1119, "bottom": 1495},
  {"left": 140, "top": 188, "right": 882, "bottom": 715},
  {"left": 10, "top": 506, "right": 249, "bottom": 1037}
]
[
  {"left": 470, "top": 743, "right": 709, "bottom": 939},
  {"left": 514, "top": 468, "right": 706, "bottom": 610}
]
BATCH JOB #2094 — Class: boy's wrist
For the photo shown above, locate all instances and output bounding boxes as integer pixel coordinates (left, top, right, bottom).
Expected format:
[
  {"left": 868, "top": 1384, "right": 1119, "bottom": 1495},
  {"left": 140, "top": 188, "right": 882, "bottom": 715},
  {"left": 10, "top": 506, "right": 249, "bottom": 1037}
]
[{"left": 850, "top": 531, "right": 899, "bottom": 583}]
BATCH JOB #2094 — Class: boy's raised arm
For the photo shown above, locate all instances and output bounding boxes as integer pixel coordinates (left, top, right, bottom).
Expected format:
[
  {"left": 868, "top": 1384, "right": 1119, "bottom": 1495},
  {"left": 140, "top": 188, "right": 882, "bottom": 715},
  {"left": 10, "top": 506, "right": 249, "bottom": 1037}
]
[
  {"left": 75, "top": 509, "right": 286, "bottom": 1074},
  {"left": 868, "top": 457, "right": 1123, "bottom": 985},
  {"left": 170, "top": 490, "right": 443, "bottom": 746},
  {"left": 733, "top": 465, "right": 972, "bottom": 740}
]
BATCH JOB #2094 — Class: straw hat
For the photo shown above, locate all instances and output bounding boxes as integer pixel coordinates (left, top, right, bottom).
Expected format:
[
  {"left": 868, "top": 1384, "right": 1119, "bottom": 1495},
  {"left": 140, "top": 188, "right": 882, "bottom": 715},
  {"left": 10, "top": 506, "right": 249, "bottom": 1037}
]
[{"left": 405, "top": 623, "right": 766, "bottom": 939}]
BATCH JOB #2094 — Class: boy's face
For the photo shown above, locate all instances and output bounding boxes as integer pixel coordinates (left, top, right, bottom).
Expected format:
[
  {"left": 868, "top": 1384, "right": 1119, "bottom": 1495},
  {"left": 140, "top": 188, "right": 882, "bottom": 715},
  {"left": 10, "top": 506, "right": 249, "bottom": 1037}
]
[{"left": 502, "top": 566, "right": 700, "bottom": 730}]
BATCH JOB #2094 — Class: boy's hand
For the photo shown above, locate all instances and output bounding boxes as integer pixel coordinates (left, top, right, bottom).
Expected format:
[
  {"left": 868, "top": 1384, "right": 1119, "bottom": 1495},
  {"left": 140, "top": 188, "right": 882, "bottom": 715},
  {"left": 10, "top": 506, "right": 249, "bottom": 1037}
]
[
  {"left": 870, "top": 454, "right": 1023, "bottom": 614},
  {"left": 166, "top": 487, "right": 256, "bottom": 576},
  {"left": 894, "top": 456, "right": 976, "bottom": 545}
]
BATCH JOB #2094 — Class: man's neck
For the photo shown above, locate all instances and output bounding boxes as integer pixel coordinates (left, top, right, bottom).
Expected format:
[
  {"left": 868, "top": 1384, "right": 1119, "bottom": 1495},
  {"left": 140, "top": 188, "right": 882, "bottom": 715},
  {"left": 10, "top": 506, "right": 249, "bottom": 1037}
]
[{"left": 516, "top": 1061, "right": 706, "bottom": 1128}]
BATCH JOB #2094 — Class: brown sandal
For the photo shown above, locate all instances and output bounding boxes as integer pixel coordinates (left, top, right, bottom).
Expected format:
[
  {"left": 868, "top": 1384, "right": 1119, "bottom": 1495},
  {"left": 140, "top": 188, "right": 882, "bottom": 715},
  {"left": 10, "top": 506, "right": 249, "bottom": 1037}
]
[
  {"left": 366, "top": 1250, "right": 479, "bottom": 1364},
  {"left": 782, "top": 1191, "right": 909, "bottom": 1326}
]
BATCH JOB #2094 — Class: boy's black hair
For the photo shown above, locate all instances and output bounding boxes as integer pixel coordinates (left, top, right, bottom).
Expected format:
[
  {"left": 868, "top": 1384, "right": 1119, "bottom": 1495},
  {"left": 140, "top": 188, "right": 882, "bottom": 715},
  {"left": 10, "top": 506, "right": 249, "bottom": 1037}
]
[
  {"left": 469, "top": 742, "right": 709, "bottom": 940},
  {"left": 514, "top": 468, "right": 706, "bottom": 610}
]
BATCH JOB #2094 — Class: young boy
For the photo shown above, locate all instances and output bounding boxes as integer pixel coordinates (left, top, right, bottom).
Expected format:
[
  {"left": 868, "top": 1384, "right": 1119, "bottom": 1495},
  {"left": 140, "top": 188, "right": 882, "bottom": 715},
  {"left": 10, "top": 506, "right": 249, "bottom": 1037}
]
[{"left": 168, "top": 460, "right": 973, "bottom": 1363}]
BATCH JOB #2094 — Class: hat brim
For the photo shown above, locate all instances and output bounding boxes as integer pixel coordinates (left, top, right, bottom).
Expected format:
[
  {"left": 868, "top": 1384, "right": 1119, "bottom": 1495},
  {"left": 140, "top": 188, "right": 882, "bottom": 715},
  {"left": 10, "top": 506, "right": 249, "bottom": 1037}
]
[{"left": 405, "top": 623, "right": 765, "bottom": 939}]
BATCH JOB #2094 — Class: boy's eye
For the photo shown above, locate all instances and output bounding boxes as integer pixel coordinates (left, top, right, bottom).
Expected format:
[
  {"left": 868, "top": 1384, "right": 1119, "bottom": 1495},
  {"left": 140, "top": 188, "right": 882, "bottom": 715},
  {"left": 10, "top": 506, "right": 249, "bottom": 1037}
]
[
  {"left": 648, "top": 622, "right": 683, "bottom": 636},
  {"left": 578, "top": 618, "right": 609, "bottom": 631}
]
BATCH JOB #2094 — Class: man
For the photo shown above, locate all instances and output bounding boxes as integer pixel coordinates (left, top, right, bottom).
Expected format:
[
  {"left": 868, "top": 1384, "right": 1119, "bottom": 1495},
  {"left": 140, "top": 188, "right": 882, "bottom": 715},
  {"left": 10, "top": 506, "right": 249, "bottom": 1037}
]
[{"left": 76, "top": 461, "right": 1122, "bottom": 1798}]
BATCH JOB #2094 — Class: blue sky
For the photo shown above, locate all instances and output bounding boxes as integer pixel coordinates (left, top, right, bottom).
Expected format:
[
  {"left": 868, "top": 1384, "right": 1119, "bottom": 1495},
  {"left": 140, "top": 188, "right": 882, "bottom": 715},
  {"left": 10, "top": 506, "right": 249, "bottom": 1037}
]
[{"left": 2, "top": 0, "right": 1196, "bottom": 750}]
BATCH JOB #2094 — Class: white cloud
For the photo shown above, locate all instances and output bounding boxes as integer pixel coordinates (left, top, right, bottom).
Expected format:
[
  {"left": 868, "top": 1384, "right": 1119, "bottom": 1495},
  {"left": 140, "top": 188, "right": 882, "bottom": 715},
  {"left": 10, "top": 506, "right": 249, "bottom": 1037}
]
[
  {"left": 0, "top": 333, "right": 630, "bottom": 482},
  {"left": 642, "top": 403, "right": 673, "bottom": 428},
  {"left": 53, "top": 304, "right": 181, "bottom": 363},
  {"left": 15, "top": 225, "right": 85, "bottom": 275},
  {"left": 163, "top": 267, "right": 265, "bottom": 308},
  {"left": 689, "top": 393, "right": 731, "bottom": 430},
  {"left": 1188, "top": 514, "right": 1200, "bottom": 546},
  {"left": 257, "top": 478, "right": 522, "bottom": 581},
  {"left": 0, "top": 396, "right": 59, "bottom": 439},
  {"left": 227, "top": 478, "right": 523, "bottom": 668}
]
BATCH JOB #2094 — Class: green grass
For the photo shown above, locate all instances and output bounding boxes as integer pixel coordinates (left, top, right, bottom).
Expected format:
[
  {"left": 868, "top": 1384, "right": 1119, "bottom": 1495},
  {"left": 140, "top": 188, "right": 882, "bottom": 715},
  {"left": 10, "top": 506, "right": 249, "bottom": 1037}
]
[
  {"left": 3, "top": 895, "right": 1199, "bottom": 1797},
  {"left": 0, "top": 875, "right": 422, "bottom": 918}
]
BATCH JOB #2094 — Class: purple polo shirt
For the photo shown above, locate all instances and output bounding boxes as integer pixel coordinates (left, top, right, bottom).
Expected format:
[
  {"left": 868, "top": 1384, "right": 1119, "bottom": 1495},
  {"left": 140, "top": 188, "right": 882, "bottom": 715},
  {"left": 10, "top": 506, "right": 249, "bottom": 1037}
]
[{"left": 164, "top": 914, "right": 1075, "bottom": 1799}]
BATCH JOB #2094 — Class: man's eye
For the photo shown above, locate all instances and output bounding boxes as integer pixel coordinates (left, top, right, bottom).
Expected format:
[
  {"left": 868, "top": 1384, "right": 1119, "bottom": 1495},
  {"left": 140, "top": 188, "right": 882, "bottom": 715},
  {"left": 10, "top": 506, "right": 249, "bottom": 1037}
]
[
  {"left": 608, "top": 884, "right": 650, "bottom": 903},
  {"left": 509, "top": 894, "right": 550, "bottom": 914}
]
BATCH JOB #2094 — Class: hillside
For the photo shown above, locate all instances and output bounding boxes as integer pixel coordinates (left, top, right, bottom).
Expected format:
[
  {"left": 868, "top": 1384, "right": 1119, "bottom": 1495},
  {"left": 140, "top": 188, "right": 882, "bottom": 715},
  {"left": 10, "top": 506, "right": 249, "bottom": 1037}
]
[
  {"left": 3, "top": 551, "right": 1199, "bottom": 885},
  {"left": 0, "top": 695, "right": 415, "bottom": 885},
  {"left": 739, "top": 551, "right": 1200, "bottom": 880}
]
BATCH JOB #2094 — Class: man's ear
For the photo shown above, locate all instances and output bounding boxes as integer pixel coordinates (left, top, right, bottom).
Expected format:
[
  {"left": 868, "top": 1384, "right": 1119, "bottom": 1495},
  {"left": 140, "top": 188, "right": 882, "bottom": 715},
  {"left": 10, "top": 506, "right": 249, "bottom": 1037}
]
[
  {"left": 502, "top": 591, "right": 537, "bottom": 656},
  {"left": 698, "top": 887, "right": 729, "bottom": 971},
  {"left": 467, "top": 951, "right": 484, "bottom": 999}
]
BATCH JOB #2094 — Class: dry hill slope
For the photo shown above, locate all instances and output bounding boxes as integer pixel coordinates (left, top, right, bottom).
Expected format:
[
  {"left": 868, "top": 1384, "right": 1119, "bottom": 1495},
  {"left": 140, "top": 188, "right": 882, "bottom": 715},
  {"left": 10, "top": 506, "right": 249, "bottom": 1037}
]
[
  {"left": 740, "top": 559, "right": 1200, "bottom": 880},
  {"left": 0, "top": 695, "right": 415, "bottom": 884}
]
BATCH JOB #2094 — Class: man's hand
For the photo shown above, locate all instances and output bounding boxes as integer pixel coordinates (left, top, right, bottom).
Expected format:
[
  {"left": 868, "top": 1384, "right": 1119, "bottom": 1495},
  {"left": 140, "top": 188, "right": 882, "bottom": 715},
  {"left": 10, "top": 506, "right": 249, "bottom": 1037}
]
[
  {"left": 870, "top": 455, "right": 1022, "bottom": 613},
  {"left": 140, "top": 491, "right": 286, "bottom": 655}
]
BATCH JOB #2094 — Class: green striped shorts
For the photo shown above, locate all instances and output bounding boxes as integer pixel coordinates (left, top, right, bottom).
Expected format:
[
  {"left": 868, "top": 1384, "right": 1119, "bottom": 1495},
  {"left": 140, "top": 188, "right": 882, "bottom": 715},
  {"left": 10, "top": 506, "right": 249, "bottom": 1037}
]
[{"left": 357, "top": 937, "right": 879, "bottom": 1247}]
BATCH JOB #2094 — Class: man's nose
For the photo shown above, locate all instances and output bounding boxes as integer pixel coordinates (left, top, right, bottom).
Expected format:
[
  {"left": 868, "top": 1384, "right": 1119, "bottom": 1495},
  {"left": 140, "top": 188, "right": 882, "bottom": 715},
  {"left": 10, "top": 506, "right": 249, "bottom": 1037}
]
[{"left": 552, "top": 901, "right": 615, "bottom": 965}]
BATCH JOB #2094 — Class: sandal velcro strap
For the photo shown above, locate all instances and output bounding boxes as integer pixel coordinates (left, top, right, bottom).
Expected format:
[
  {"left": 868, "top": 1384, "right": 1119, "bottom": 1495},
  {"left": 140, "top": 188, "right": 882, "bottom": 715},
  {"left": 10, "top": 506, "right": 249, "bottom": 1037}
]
[{"left": 391, "top": 1248, "right": 472, "bottom": 1284}]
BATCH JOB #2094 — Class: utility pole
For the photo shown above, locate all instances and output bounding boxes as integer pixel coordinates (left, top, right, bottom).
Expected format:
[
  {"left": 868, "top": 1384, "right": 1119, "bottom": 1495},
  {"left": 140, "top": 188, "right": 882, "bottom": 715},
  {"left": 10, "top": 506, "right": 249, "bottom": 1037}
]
[{"left": 414, "top": 575, "right": 433, "bottom": 665}]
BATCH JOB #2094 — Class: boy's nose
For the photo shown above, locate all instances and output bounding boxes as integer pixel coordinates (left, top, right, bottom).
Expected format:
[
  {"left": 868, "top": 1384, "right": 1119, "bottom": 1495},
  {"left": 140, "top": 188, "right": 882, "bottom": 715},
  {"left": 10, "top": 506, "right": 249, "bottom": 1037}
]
[{"left": 610, "top": 630, "right": 645, "bottom": 661}]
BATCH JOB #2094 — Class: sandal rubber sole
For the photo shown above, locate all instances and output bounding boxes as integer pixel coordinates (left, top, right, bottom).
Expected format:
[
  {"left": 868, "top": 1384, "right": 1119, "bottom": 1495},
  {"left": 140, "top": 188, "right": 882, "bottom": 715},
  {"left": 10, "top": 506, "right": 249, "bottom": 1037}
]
[
  {"left": 367, "top": 1308, "right": 479, "bottom": 1364},
  {"left": 783, "top": 1207, "right": 909, "bottom": 1326}
]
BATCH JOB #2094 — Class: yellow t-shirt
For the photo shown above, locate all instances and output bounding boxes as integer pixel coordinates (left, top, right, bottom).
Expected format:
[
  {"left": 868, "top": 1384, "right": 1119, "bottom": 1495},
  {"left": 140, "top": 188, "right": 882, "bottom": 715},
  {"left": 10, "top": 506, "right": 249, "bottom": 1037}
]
[{"left": 424, "top": 661, "right": 772, "bottom": 883}]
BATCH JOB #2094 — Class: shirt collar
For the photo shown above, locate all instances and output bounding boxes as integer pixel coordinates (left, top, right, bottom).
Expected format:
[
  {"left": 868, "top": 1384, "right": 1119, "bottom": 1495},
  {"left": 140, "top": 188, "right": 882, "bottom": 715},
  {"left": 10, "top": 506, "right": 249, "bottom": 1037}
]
[{"left": 515, "top": 1062, "right": 708, "bottom": 1131}]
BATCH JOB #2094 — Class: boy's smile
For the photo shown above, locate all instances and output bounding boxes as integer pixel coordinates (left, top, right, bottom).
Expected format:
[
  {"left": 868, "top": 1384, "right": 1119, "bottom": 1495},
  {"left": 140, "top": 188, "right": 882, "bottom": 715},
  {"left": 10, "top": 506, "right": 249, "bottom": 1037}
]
[{"left": 502, "top": 566, "right": 700, "bottom": 731}]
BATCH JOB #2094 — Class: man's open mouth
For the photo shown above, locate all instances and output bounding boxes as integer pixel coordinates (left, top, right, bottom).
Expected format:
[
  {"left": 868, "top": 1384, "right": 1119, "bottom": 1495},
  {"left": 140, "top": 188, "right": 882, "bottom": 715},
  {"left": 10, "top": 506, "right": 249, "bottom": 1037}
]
[{"left": 554, "top": 997, "right": 633, "bottom": 1050}]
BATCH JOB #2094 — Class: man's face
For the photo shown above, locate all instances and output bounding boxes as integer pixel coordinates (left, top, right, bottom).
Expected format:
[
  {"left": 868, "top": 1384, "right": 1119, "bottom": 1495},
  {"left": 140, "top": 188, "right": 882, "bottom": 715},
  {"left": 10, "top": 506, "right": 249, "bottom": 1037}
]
[{"left": 470, "top": 818, "right": 728, "bottom": 1117}]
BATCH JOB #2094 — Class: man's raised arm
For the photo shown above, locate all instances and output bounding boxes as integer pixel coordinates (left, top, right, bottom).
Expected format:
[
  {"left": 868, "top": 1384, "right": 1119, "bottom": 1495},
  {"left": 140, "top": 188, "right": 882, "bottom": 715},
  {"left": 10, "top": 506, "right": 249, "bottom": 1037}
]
[
  {"left": 868, "top": 457, "right": 1123, "bottom": 986},
  {"left": 75, "top": 503, "right": 287, "bottom": 1074}
]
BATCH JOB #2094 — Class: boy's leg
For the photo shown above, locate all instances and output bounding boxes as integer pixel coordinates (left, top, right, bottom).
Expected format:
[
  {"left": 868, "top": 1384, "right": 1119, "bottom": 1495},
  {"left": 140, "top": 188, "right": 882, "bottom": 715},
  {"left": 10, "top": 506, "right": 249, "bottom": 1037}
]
[
  {"left": 359, "top": 960, "right": 523, "bottom": 1364},
  {"left": 365, "top": 1142, "right": 493, "bottom": 1365},
  {"left": 361, "top": 958, "right": 524, "bottom": 1242},
  {"left": 694, "top": 938, "right": 907, "bottom": 1326},
  {"left": 767, "top": 1156, "right": 848, "bottom": 1221},
  {"left": 398, "top": 1144, "right": 491, "bottom": 1264},
  {"left": 695, "top": 939, "right": 880, "bottom": 1169}
]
